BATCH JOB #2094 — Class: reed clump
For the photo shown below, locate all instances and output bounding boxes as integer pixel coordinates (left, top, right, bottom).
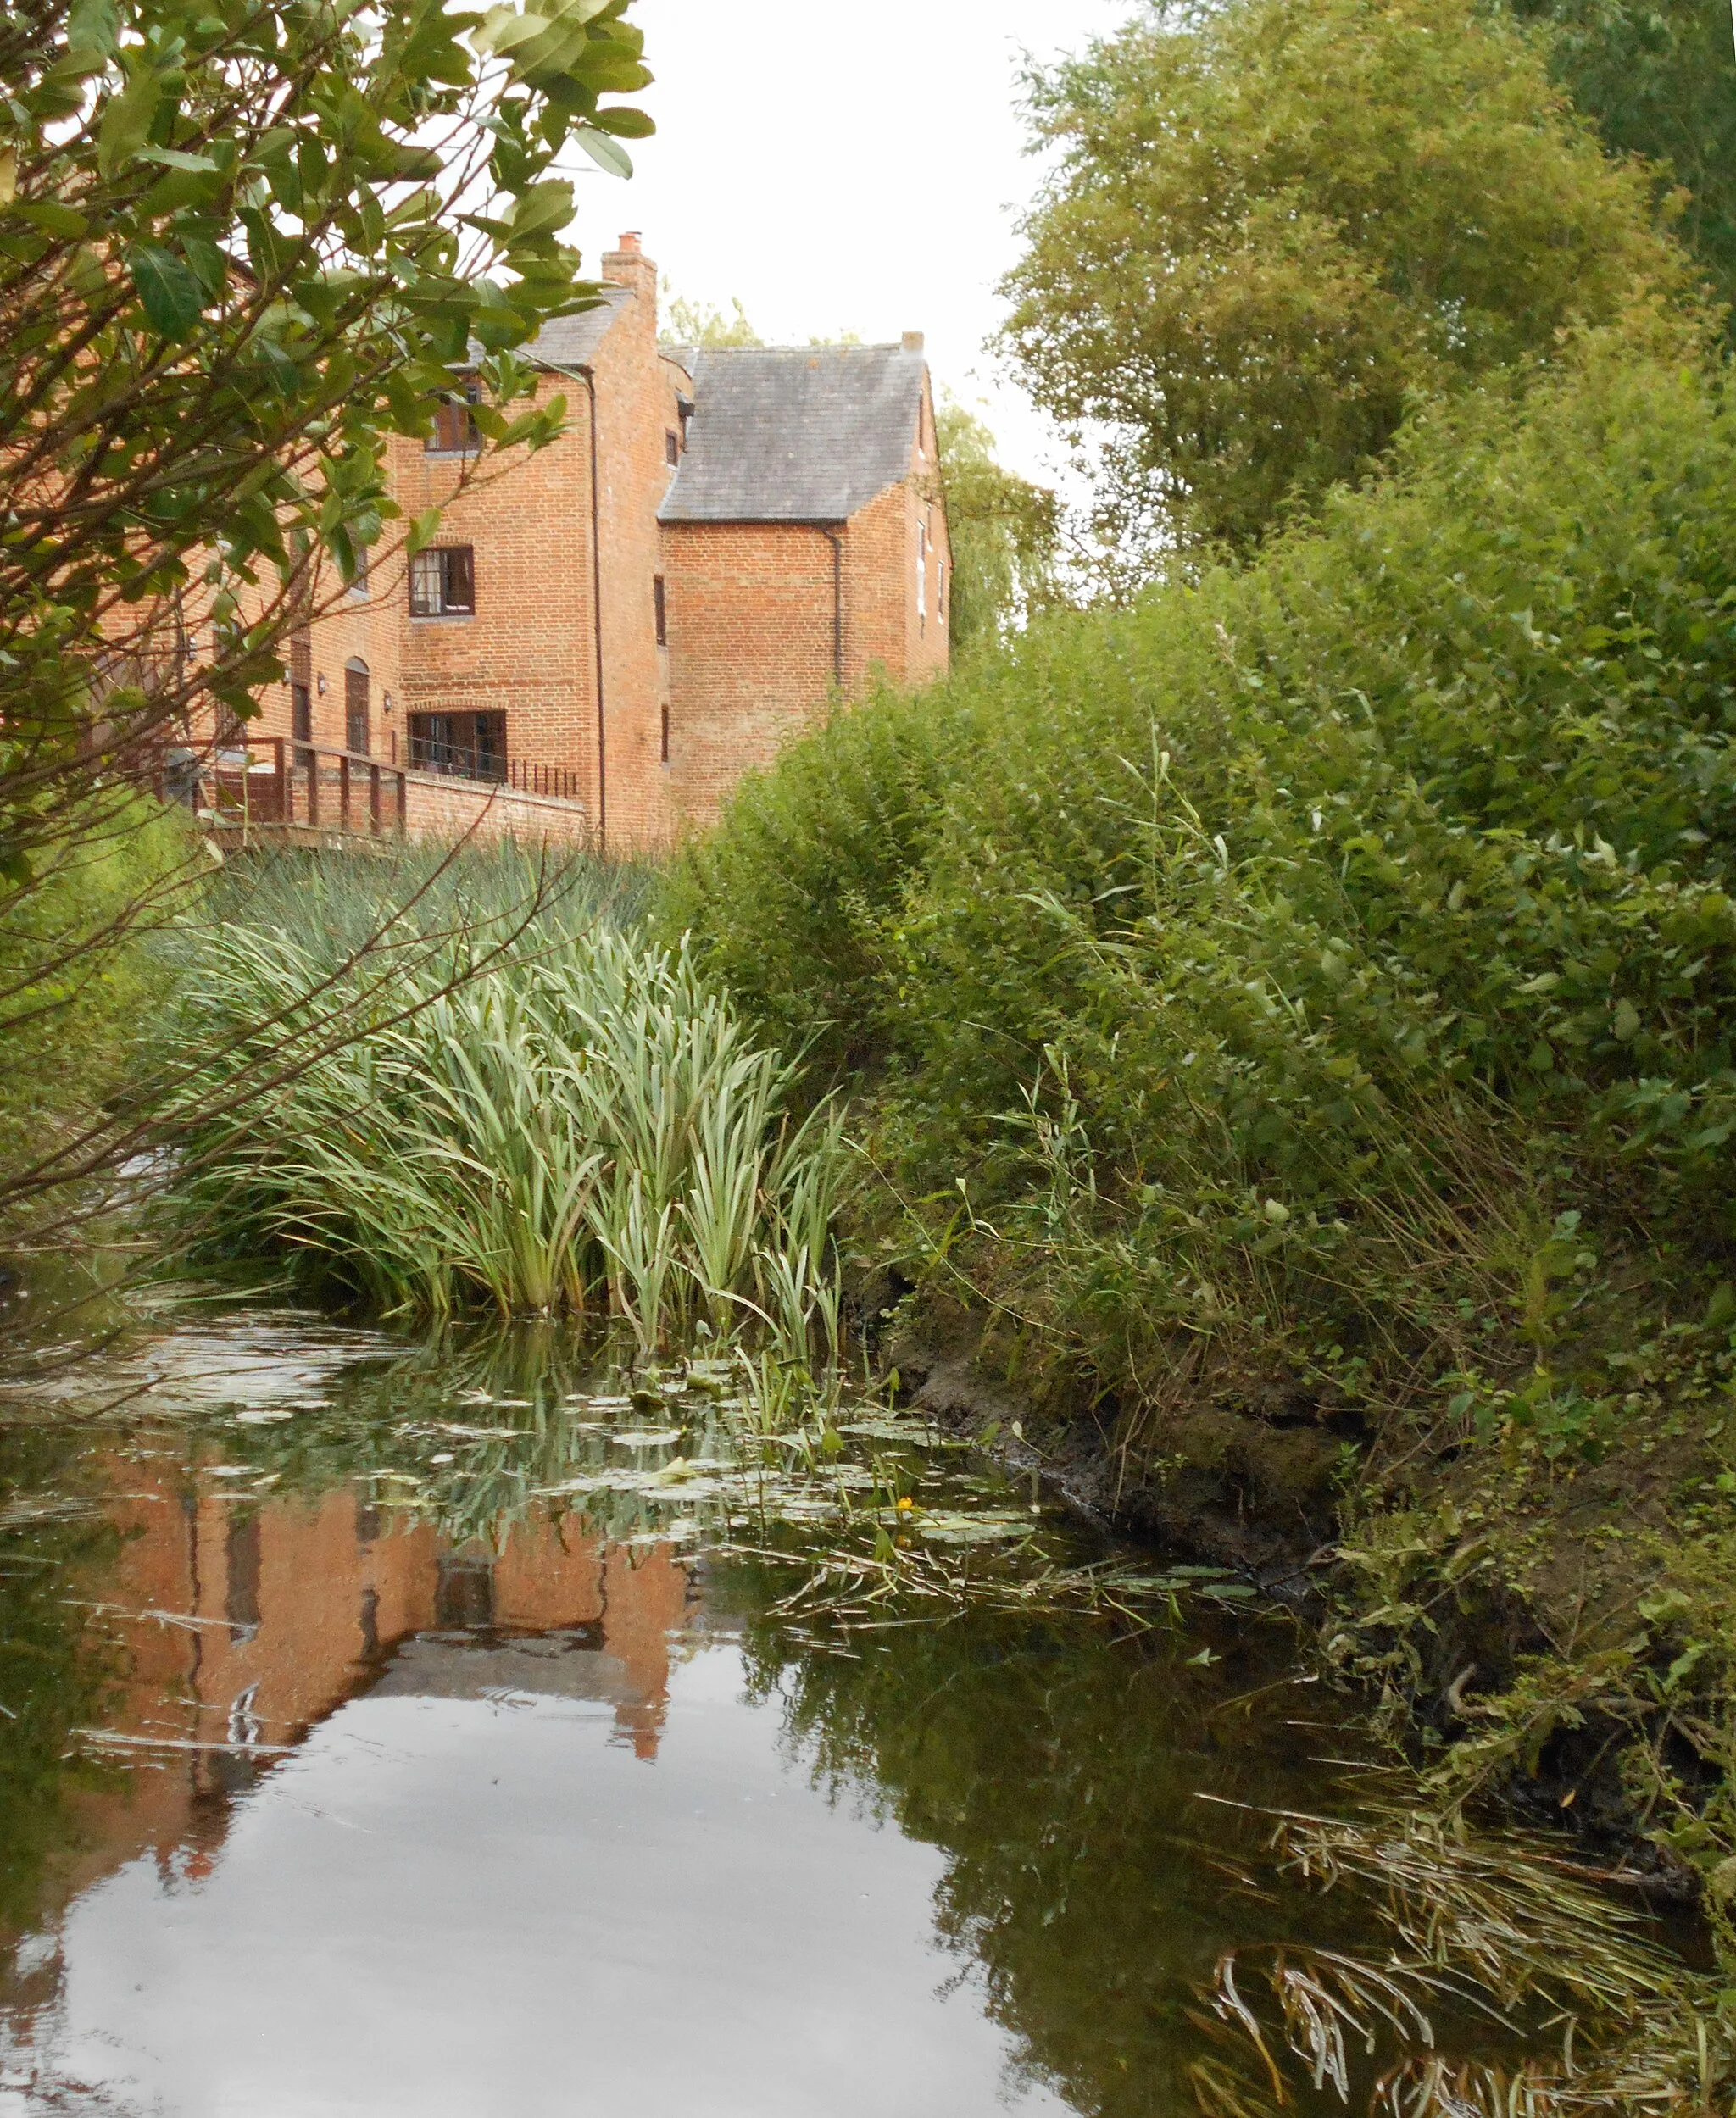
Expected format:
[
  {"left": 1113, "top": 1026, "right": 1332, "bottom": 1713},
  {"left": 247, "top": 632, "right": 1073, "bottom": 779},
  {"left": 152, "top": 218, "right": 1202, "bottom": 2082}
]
[{"left": 155, "top": 844, "right": 843, "bottom": 1359}]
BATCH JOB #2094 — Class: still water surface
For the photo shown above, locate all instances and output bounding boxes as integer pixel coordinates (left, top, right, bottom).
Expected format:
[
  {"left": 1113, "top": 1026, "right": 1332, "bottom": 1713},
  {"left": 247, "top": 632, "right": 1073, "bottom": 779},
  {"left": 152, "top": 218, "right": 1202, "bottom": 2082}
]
[{"left": 0, "top": 1304, "right": 1383, "bottom": 2116}]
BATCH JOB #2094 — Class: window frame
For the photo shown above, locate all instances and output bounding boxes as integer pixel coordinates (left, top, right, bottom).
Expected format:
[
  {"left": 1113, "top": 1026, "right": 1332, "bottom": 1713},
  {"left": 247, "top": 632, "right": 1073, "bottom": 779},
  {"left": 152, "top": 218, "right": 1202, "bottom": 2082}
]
[
  {"left": 409, "top": 544, "right": 476, "bottom": 619},
  {"left": 426, "top": 379, "right": 482, "bottom": 456}
]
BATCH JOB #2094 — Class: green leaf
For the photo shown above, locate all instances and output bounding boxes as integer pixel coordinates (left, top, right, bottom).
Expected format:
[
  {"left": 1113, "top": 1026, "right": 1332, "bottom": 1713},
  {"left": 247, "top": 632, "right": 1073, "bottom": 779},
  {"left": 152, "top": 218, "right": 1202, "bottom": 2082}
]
[
  {"left": 404, "top": 506, "right": 443, "bottom": 558},
  {"left": 136, "top": 145, "right": 220, "bottom": 175},
  {"left": 65, "top": 0, "right": 120, "bottom": 57},
  {"left": 509, "top": 179, "right": 574, "bottom": 239},
  {"left": 127, "top": 242, "right": 204, "bottom": 337},
  {"left": 12, "top": 200, "right": 89, "bottom": 237},
  {"left": 591, "top": 106, "right": 654, "bottom": 138},
  {"left": 573, "top": 127, "right": 632, "bottom": 179},
  {"left": 97, "top": 69, "right": 163, "bottom": 178}
]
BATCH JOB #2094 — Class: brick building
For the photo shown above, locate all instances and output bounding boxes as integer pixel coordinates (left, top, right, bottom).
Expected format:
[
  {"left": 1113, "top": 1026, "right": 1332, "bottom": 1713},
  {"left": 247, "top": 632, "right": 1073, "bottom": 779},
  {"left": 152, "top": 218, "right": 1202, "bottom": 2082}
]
[{"left": 258, "top": 234, "right": 949, "bottom": 849}]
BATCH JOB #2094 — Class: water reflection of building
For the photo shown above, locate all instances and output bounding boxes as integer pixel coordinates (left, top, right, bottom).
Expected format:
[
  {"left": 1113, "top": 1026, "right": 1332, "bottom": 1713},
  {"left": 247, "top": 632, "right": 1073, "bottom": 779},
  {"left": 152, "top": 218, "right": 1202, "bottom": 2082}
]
[{"left": 58, "top": 1461, "right": 693, "bottom": 1909}]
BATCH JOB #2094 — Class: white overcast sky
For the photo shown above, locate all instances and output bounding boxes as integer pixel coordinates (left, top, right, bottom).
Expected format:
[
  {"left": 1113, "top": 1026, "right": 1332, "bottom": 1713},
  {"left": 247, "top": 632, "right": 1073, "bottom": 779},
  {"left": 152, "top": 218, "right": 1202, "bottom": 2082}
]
[{"left": 562, "top": 0, "right": 1135, "bottom": 489}]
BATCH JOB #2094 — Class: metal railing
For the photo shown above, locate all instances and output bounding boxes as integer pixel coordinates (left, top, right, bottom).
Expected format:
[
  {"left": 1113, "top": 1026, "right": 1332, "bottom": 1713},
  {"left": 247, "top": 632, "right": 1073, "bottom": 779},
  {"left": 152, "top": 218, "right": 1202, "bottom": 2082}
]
[
  {"left": 407, "top": 737, "right": 583, "bottom": 803},
  {"left": 150, "top": 737, "right": 408, "bottom": 841}
]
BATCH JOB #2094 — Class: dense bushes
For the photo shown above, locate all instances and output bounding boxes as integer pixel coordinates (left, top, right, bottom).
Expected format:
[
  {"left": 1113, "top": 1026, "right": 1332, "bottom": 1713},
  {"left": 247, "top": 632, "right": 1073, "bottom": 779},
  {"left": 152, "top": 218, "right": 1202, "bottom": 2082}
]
[{"left": 667, "top": 319, "right": 1736, "bottom": 1456}]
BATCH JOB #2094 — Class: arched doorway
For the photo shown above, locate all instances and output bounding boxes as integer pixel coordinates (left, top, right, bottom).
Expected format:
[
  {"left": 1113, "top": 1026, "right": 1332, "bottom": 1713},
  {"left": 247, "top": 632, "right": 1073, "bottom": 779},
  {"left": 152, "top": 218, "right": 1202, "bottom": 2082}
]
[{"left": 344, "top": 658, "right": 370, "bottom": 757}]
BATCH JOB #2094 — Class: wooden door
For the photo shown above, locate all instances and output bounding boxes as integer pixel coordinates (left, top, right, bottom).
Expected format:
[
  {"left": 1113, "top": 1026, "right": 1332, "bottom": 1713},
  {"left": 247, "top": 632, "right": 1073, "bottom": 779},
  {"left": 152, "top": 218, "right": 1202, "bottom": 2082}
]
[{"left": 345, "top": 663, "right": 370, "bottom": 756}]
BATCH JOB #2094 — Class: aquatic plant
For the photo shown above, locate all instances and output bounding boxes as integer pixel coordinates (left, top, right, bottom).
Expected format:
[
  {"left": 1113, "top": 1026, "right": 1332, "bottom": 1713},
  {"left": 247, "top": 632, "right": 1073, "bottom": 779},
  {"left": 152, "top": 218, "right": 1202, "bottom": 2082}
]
[
  {"left": 1190, "top": 1802, "right": 1728, "bottom": 2116},
  {"left": 159, "top": 871, "right": 843, "bottom": 1362}
]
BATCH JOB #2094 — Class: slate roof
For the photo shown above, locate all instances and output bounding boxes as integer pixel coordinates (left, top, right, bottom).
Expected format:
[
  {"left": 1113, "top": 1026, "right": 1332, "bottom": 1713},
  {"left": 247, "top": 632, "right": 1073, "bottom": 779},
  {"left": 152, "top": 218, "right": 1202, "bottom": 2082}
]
[
  {"left": 521, "top": 285, "right": 633, "bottom": 370},
  {"left": 658, "top": 346, "right": 926, "bottom": 524}
]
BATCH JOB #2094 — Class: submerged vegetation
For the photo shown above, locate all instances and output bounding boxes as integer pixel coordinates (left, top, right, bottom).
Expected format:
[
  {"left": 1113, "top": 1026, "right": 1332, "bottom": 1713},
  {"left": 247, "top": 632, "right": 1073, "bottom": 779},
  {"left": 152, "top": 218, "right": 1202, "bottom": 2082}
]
[{"left": 158, "top": 845, "right": 844, "bottom": 1364}]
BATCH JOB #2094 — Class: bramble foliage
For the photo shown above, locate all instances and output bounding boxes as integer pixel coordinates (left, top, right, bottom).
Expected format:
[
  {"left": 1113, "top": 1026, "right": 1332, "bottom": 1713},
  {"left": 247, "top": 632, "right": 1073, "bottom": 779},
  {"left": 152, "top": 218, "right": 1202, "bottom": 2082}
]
[
  {"left": 999, "top": 0, "right": 1689, "bottom": 553},
  {"left": 670, "top": 314, "right": 1736, "bottom": 1973}
]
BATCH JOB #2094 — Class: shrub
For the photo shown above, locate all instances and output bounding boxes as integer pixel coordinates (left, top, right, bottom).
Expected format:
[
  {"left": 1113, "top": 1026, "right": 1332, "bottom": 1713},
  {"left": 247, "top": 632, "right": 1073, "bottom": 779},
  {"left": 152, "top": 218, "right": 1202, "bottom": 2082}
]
[{"left": 665, "top": 321, "right": 1736, "bottom": 1438}]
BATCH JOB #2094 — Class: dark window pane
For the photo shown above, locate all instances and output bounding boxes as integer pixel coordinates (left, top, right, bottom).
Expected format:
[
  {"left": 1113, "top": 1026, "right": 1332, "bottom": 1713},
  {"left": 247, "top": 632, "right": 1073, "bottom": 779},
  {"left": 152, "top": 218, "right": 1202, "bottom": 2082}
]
[
  {"left": 654, "top": 575, "right": 666, "bottom": 647},
  {"left": 291, "top": 683, "right": 310, "bottom": 742},
  {"left": 225, "top": 1512, "right": 261, "bottom": 1637},
  {"left": 442, "top": 545, "right": 475, "bottom": 614},
  {"left": 427, "top": 382, "right": 481, "bottom": 453},
  {"left": 665, "top": 429, "right": 679, "bottom": 465},
  {"left": 435, "top": 1555, "right": 494, "bottom": 1631}
]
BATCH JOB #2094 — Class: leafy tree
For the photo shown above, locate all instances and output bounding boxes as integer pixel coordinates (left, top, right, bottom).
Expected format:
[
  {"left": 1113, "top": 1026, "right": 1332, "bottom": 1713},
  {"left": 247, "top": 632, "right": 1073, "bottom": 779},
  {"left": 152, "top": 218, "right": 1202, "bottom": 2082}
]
[
  {"left": 0, "top": 0, "right": 654, "bottom": 1224},
  {"left": 1508, "top": 0, "right": 1736, "bottom": 314},
  {"left": 0, "top": 0, "right": 653, "bottom": 871},
  {"left": 934, "top": 395, "right": 1061, "bottom": 659},
  {"left": 660, "top": 286, "right": 763, "bottom": 346},
  {"left": 999, "top": 0, "right": 1688, "bottom": 554}
]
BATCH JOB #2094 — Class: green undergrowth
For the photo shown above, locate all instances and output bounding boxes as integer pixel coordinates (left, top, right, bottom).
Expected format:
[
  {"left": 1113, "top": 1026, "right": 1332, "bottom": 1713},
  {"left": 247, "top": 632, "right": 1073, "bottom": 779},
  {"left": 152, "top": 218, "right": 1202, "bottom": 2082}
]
[
  {"left": 663, "top": 314, "right": 1736, "bottom": 2021},
  {"left": 0, "top": 794, "right": 201, "bottom": 1201}
]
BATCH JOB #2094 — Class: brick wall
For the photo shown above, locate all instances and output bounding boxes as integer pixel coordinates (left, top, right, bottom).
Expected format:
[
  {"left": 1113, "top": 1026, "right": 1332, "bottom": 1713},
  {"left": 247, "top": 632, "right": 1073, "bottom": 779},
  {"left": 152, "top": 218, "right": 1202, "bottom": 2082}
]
[
  {"left": 281, "top": 238, "right": 949, "bottom": 852},
  {"left": 390, "top": 377, "right": 596, "bottom": 800},
  {"left": 657, "top": 367, "right": 951, "bottom": 837},
  {"left": 659, "top": 520, "right": 840, "bottom": 829},
  {"left": 401, "top": 768, "right": 591, "bottom": 846},
  {"left": 244, "top": 549, "right": 408, "bottom": 758},
  {"left": 590, "top": 237, "right": 688, "bottom": 851}
]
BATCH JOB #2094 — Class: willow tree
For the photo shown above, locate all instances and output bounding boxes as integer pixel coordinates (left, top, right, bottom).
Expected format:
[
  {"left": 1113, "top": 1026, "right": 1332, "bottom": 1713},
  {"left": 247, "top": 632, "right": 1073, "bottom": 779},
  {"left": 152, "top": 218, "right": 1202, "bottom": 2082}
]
[
  {"left": 1508, "top": 0, "right": 1736, "bottom": 316},
  {"left": 999, "top": 0, "right": 1690, "bottom": 558},
  {"left": 934, "top": 397, "right": 1061, "bottom": 659}
]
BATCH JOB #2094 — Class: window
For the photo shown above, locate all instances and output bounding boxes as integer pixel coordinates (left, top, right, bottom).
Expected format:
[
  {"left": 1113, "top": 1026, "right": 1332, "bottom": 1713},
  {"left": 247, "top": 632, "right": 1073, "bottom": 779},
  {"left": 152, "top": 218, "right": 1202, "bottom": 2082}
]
[
  {"left": 660, "top": 703, "right": 670, "bottom": 765},
  {"left": 344, "top": 659, "right": 370, "bottom": 755},
  {"left": 409, "top": 545, "right": 476, "bottom": 617},
  {"left": 654, "top": 575, "right": 667, "bottom": 648},
  {"left": 289, "top": 620, "right": 312, "bottom": 742},
  {"left": 409, "top": 710, "right": 505, "bottom": 781},
  {"left": 349, "top": 541, "right": 369, "bottom": 596},
  {"left": 665, "top": 429, "right": 680, "bottom": 466},
  {"left": 917, "top": 520, "right": 928, "bottom": 630},
  {"left": 426, "top": 380, "right": 481, "bottom": 454},
  {"left": 937, "top": 557, "right": 946, "bottom": 622}
]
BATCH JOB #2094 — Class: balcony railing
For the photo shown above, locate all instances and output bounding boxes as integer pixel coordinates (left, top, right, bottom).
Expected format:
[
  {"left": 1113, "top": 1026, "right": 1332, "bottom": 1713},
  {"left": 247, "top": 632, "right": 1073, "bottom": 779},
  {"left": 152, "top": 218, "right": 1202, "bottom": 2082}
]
[
  {"left": 149, "top": 737, "right": 407, "bottom": 841},
  {"left": 408, "top": 737, "right": 582, "bottom": 803}
]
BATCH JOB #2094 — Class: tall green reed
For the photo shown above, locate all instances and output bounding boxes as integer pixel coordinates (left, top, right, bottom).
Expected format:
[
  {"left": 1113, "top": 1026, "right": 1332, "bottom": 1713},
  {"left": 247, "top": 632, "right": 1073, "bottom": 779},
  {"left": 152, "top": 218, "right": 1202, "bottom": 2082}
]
[{"left": 158, "top": 847, "right": 844, "bottom": 1370}]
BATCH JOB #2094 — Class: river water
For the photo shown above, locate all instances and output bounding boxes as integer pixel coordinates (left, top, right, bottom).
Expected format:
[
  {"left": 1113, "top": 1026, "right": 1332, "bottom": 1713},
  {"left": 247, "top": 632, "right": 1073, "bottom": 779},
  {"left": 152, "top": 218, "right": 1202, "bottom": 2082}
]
[{"left": 0, "top": 1300, "right": 1459, "bottom": 2115}]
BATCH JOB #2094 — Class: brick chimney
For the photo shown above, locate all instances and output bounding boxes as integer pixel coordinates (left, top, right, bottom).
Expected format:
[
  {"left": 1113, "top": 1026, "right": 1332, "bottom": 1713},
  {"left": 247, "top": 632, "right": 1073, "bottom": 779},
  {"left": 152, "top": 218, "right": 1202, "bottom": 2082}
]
[
  {"left": 603, "top": 230, "right": 657, "bottom": 326},
  {"left": 902, "top": 331, "right": 925, "bottom": 353}
]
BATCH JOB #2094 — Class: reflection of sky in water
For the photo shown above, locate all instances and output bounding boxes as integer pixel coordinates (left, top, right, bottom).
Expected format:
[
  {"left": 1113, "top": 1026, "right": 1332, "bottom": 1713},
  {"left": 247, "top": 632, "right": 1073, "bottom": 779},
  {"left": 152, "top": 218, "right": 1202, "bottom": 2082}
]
[{"left": 24, "top": 1645, "right": 1065, "bottom": 2118}]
